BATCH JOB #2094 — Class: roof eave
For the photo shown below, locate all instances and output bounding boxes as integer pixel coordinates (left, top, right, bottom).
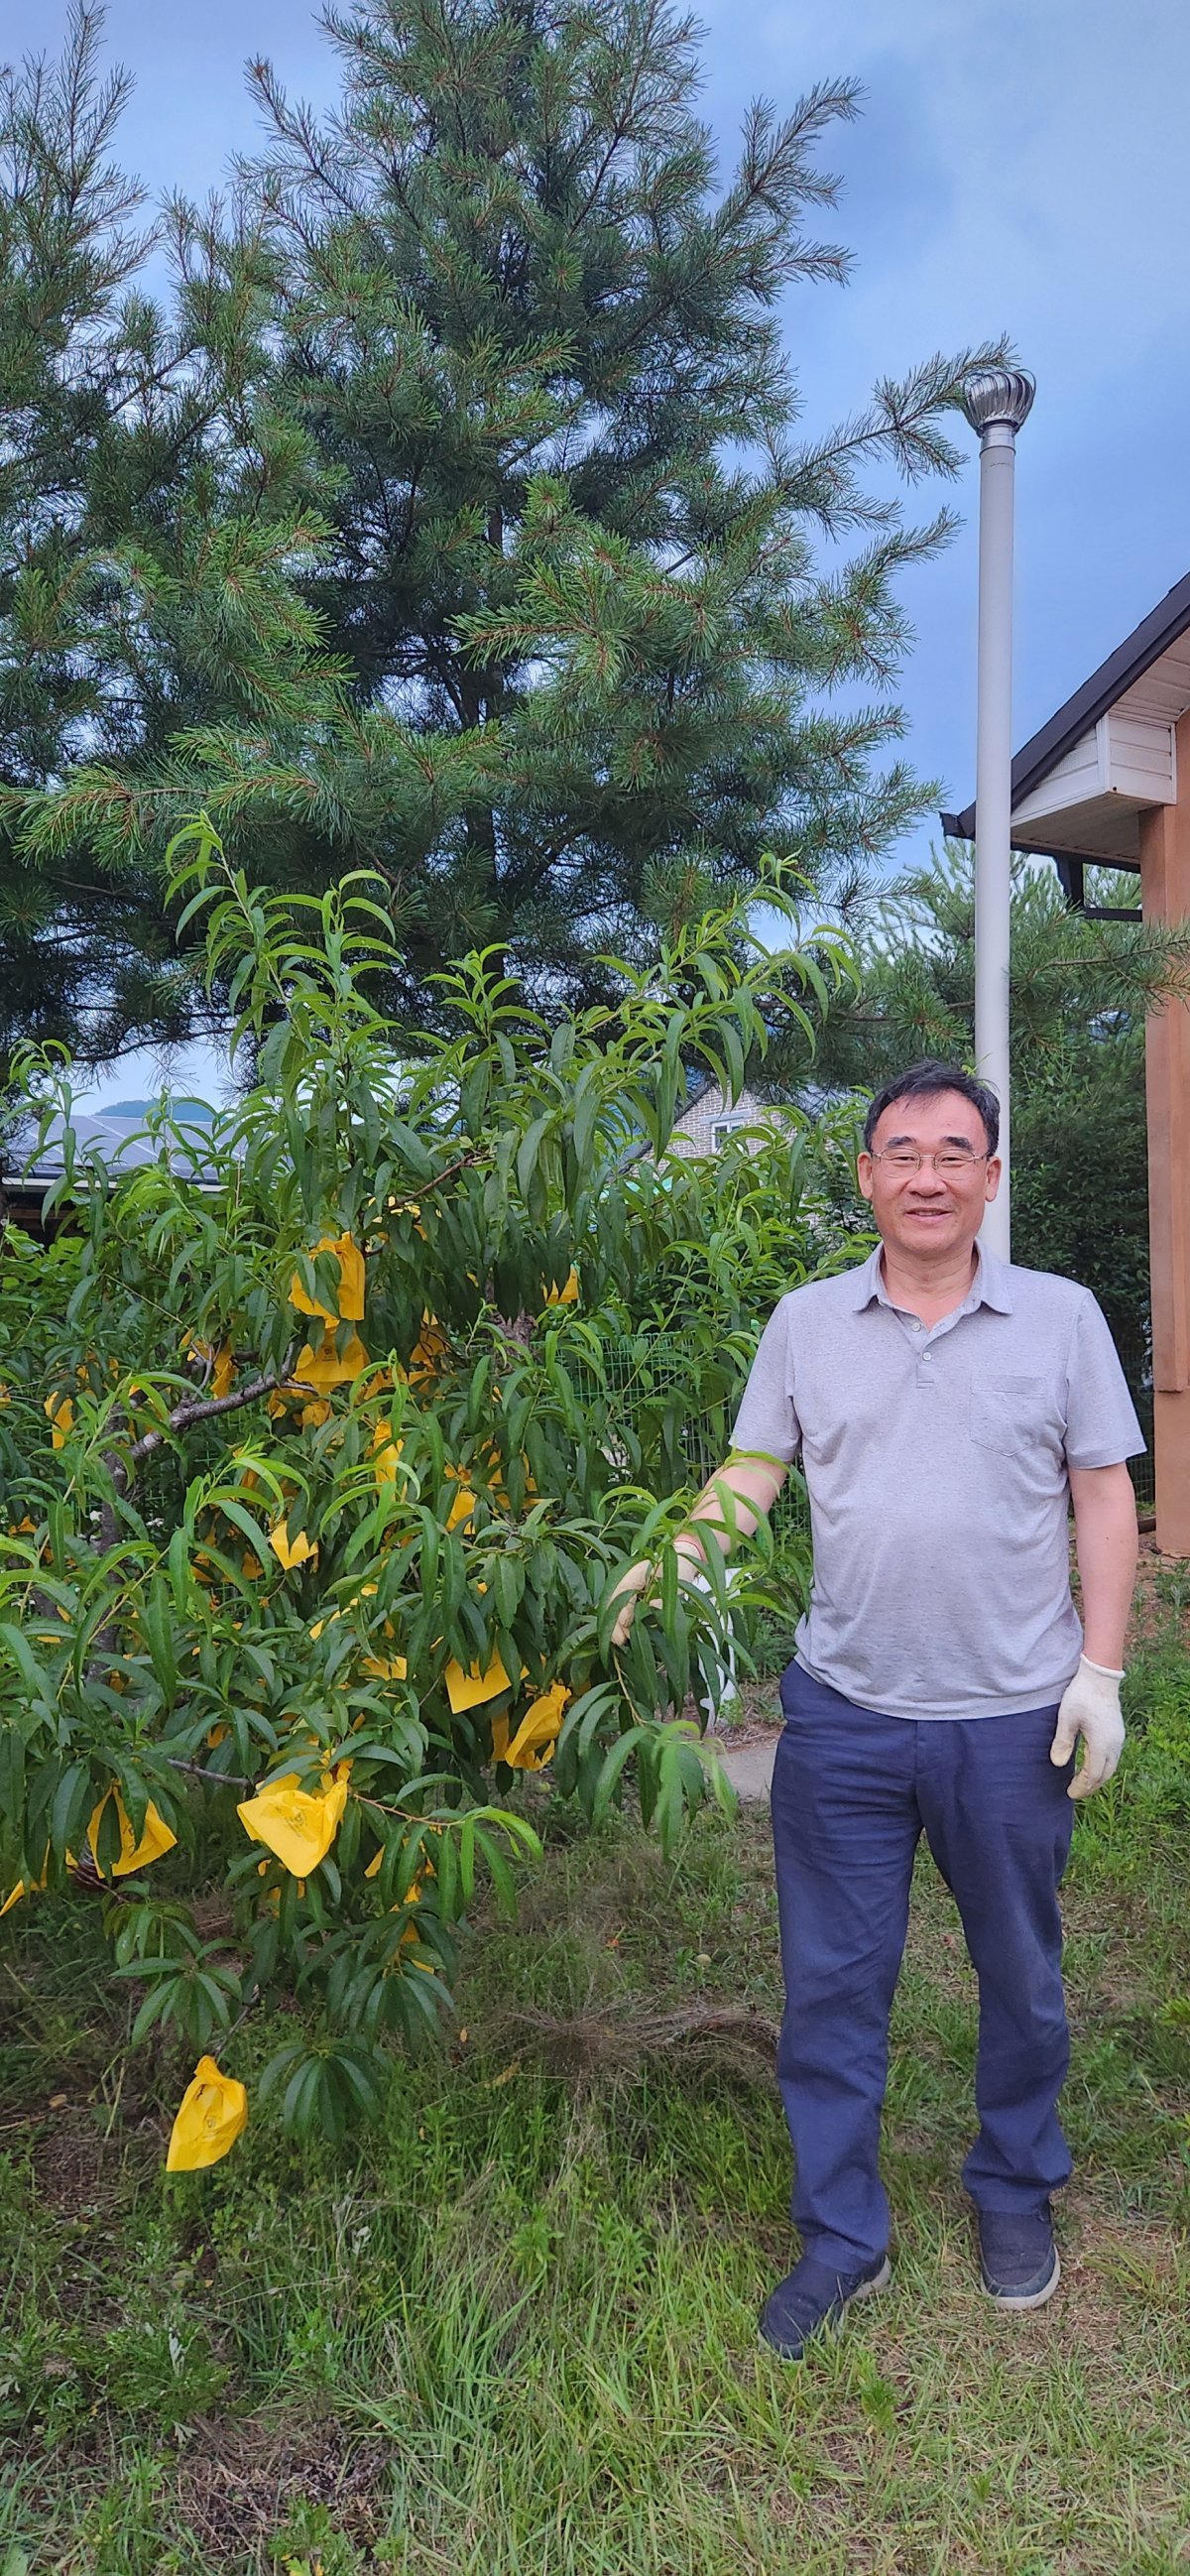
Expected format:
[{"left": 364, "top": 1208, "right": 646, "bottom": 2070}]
[
  {"left": 945, "top": 563, "right": 1190, "bottom": 842},
  {"left": 937, "top": 813, "right": 1141, "bottom": 874}
]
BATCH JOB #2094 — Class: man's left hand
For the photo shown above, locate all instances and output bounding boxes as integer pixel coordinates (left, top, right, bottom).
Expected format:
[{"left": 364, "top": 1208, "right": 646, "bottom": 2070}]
[{"left": 1049, "top": 1656, "right": 1126, "bottom": 1799}]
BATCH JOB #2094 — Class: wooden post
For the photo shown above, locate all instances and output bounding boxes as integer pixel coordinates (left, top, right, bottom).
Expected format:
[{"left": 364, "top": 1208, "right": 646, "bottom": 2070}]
[{"left": 1139, "top": 713, "right": 1190, "bottom": 1554}]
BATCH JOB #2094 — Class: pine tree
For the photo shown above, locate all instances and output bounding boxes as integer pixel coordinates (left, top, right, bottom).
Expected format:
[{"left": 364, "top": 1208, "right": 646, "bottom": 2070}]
[
  {"left": 229, "top": 0, "right": 1005, "bottom": 1010},
  {"left": 0, "top": 7, "right": 156, "bottom": 1062},
  {"left": 8, "top": 0, "right": 1008, "bottom": 1050},
  {"left": 779, "top": 838, "right": 1190, "bottom": 1352},
  {"left": 0, "top": 7, "right": 342, "bottom": 1067}
]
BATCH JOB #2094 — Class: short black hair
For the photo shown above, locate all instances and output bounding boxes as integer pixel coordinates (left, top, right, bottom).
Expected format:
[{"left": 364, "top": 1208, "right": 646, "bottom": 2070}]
[{"left": 863, "top": 1059, "right": 1000, "bottom": 1157}]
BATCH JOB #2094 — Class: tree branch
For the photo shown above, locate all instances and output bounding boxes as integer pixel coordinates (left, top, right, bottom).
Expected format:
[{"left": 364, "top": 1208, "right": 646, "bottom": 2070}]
[{"left": 106, "top": 1347, "right": 304, "bottom": 1505}]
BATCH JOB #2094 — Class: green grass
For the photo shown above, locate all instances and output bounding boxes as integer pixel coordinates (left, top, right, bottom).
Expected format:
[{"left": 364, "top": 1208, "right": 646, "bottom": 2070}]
[{"left": 2, "top": 1646, "right": 1190, "bottom": 2573}]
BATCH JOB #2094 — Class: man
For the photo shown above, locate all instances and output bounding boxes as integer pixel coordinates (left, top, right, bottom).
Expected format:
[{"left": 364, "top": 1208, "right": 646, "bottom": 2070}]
[{"left": 611, "top": 1059, "right": 1142, "bottom": 2360}]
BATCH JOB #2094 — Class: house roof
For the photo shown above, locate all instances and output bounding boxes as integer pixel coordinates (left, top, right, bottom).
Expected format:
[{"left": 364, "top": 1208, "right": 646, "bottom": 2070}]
[
  {"left": 2, "top": 1105, "right": 222, "bottom": 1236},
  {"left": 940, "top": 566, "right": 1190, "bottom": 873},
  {"left": 3, "top": 1104, "right": 217, "bottom": 1185}
]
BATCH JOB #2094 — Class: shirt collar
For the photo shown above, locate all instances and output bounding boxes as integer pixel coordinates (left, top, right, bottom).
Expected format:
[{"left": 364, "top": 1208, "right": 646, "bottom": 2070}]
[{"left": 850, "top": 1239, "right": 1013, "bottom": 1317}]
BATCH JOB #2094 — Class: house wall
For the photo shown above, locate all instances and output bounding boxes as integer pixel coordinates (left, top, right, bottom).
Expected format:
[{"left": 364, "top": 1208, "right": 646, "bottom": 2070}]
[{"left": 669, "top": 1083, "right": 796, "bottom": 1158}]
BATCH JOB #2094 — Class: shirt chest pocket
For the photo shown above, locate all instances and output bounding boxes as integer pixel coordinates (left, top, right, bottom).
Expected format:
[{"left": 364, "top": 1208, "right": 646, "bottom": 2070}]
[{"left": 969, "top": 1373, "right": 1047, "bottom": 1455}]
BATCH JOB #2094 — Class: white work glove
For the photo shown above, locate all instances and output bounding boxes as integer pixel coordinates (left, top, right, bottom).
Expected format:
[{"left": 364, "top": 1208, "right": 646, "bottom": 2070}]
[{"left": 1049, "top": 1655, "right": 1126, "bottom": 1799}]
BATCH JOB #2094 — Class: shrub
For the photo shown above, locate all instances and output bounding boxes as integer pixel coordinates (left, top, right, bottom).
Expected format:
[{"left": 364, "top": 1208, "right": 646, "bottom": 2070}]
[{"left": 0, "top": 822, "right": 850, "bottom": 2153}]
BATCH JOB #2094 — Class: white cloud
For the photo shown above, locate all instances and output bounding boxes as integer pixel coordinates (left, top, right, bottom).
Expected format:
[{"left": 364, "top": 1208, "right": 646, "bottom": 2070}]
[
  {"left": 14, "top": 0, "right": 1190, "bottom": 869},
  {"left": 704, "top": 0, "right": 1190, "bottom": 391}
]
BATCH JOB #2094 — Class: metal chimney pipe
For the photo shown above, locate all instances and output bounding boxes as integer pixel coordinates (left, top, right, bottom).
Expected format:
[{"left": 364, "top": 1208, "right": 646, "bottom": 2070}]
[{"left": 959, "top": 365, "right": 1035, "bottom": 1261}]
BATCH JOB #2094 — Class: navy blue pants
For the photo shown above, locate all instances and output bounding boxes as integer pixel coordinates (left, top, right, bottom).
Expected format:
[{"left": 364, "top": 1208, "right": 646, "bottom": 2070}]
[{"left": 772, "top": 1660, "right": 1076, "bottom": 2269}]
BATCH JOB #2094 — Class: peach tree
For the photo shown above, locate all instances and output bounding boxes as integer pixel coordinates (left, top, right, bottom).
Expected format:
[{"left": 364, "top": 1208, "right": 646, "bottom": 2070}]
[{"left": 0, "top": 822, "right": 850, "bottom": 2156}]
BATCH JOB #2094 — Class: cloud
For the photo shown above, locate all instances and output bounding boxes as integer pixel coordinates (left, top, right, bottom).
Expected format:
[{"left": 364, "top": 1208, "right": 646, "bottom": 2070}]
[
  {"left": 704, "top": 0, "right": 1190, "bottom": 384},
  {"left": 16, "top": 0, "right": 1190, "bottom": 866},
  {"left": 695, "top": 0, "right": 1190, "bottom": 846}
]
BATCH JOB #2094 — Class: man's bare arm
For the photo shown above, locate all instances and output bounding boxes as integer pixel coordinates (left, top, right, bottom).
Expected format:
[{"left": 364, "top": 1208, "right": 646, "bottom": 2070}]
[
  {"left": 1068, "top": 1462, "right": 1138, "bottom": 1671},
  {"left": 609, "top": 1451, "right": 788, "bottom": 1648},
  {"left": 1050, "top": 1463, "right": 1138, "bottom": 1799}
]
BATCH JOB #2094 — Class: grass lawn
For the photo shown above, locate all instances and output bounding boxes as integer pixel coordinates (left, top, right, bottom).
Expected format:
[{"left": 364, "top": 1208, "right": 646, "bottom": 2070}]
[{"left": 2, "top": 1627, "right": 1190, "bottom": 2573}]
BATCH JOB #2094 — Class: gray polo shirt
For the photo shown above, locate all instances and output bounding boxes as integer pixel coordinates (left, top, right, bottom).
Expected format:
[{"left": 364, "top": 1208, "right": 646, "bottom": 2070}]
[{"left": 730, "top": 1243, "right": 1143, "bottom": 1721}]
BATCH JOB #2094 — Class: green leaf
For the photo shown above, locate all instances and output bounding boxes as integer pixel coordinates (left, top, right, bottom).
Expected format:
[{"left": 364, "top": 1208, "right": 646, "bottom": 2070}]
[
  {"left": 50, "top": 1762, "right": 90, "bottom": 1862},
  {"left": 168, "top": 1528, "right": 194, "bottom": 1618},
  {"left": 516, "top": 1112, "right": 552, "bottom": 1203},
  {"left": 388, "top": 1119, "right": 436, "bottom": 1183},
  {"left": 0, "top": 1623, "right": 48, "bottom": 1702},
  {"left": 474, "top": 1825, "right": 517, "bottom": 1918},
  {"left": 592, "top": 1728, "right": 646, "bottom": 1827},
  {"left": 143, "top": 1577, "right": 179, "bottom": 1700},
  {"left": 210, "top": 1497, "right": 273, "bottom": 1559},
  {"left": 131, "top": 1981, "right": 179, "bottom": 2046}
]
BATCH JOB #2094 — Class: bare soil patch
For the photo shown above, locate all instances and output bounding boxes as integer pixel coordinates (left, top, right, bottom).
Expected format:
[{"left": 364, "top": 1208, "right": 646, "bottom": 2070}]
[{"left": 172, "top": 2410, "right": 392, "bottom": 2560}]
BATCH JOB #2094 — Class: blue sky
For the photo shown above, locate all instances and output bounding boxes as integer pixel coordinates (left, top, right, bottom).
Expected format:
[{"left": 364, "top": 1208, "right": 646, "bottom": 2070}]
[{"left": 14, "top": 0, "right": 1190, "bottom": 1102}]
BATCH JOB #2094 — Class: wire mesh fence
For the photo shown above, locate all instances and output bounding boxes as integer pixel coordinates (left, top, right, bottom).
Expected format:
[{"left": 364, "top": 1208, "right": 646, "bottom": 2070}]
[
  {"left": 0, "top": 1306, "right": 1157, "bottom": 1538},
  {"left": 579, "top": 1321, "right": 1157, "bottom": 1520},
  {"left": 1112, "top": 1319, "right": 1154, "bottom": 1512}
]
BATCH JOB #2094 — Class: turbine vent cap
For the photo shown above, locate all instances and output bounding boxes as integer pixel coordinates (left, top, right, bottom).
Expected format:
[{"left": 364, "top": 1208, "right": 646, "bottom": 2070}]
[{"left": 960, "top": 367, "right": 1036, "bottom": 436}]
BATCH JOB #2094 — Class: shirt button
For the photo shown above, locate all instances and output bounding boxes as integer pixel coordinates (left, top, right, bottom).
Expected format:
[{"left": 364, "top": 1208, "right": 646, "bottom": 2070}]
[{"left": 908, "top": 1319, "right": 922, "bottom": 1332}]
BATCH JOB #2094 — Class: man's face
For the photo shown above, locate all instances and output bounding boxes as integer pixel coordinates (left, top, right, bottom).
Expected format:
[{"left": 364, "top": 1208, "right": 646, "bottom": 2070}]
[{"left": 856, "top": 1088, "right": 1001, "bottom": 1265}]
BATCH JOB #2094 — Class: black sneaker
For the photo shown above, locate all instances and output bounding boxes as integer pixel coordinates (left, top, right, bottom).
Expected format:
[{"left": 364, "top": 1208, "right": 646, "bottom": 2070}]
[
  {"left": 977, "top": 2204, "right": 1060, "bottom": 2309},
  {"left": 759, "top": 2250, "right": 892, "bottom": 2361}
]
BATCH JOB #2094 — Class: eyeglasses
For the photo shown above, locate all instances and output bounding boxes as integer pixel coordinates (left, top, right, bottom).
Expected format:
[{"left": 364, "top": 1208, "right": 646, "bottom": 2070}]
[{"left": 870, "top": 1150, "right": 989, "bottom": 1175}]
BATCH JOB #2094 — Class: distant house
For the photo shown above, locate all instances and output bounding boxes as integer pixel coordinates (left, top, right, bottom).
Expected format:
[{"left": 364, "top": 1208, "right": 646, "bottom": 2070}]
[
  {"left": 669, "top": 1078, "right": 799, "bottom": 1159},
  {"left": 1, "top": 1099, "right": 219, "bottom": 1241}
]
